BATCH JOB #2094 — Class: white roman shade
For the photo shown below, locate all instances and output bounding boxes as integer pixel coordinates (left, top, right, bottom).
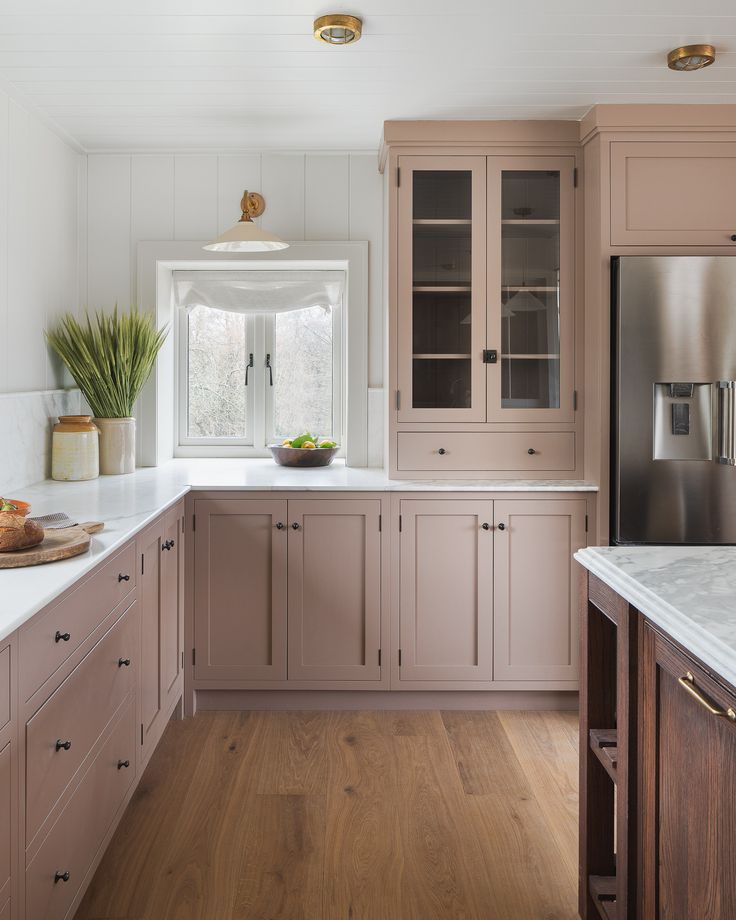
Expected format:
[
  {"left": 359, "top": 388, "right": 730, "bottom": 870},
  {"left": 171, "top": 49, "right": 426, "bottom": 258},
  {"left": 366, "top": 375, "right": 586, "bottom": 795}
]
[{"left": 173, "top": 270, "right": 345, "bottom": 315}]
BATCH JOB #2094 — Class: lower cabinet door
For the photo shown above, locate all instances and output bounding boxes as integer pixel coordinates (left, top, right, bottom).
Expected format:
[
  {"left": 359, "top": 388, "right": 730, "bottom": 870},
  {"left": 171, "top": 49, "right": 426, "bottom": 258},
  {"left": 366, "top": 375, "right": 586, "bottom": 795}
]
[
  {"left": 287, "top": 500, "right": 382, "bottom": 681},
  {"left": 0, "top": 741, "right": 10, "bottom": 909},
  {"left": 399, "top": 500, "right": 494, "bottom": 682},
  {"left": 641, "top": 629, "right": 736, "bottom": 920},
  {"left": 139, "top": 523, "right": 163, "bottom": 758},
  {"left": 160, "top": 507, "right": 183, "bottom": 708},
  {"left": 193, "top": 499, "right": 287, "bottom": 682},
  {"left": 493, "top": 499, "right": 585, "bottom": 682}
]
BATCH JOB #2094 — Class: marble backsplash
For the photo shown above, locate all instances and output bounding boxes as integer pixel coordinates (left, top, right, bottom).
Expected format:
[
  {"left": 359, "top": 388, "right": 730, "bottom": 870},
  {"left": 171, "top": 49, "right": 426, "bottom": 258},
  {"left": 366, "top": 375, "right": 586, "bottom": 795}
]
[{"left": 0, "top": 389, "right": 81, "bottom": 494}]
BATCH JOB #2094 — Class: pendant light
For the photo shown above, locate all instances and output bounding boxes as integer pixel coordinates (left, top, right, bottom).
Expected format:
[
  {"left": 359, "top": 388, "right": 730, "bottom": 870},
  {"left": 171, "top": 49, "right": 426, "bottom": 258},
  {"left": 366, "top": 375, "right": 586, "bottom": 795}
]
[{"left": 203, "top": 191, "right": 289, "bottom": 252}]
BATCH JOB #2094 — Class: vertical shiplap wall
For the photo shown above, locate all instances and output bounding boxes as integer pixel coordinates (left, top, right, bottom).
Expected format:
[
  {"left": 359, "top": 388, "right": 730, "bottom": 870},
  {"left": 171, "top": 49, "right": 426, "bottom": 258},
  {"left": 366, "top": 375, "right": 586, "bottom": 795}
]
[
  {"left": 85, "top": 152, "right": 385, "bottom": 388},
  {"left": 0, "top": 88, "right": 83, "bottom": 394}
]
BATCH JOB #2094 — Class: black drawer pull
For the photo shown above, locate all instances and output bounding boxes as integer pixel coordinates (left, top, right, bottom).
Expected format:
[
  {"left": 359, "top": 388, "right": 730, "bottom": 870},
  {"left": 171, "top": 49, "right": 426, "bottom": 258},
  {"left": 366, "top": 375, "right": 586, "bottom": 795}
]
[
  {"left": 55, "top": 739, "right": 72, "bottom": 752},
  {"left": 481, "top": 522, "right": 491, "bottom": 530},
  {"left": 438, "top": 448, "right": 446, "bottom": 455},
  {"left": 497, "top": 523, "right": 506, "bottom": 531},
  {"left": 54, "top": 630, "right": 71, "bottom": 643},
  {"left": 291, "top": 522, "right": 300, "bottom": 530},
  {"left": 276, "top": 522, "right": 285, "bottom": 530},
  {"left": 527, "top": 448, "right": 537, "bottom": 455},
  {"left": 731, "top": 234, "right": 736, "bottom": 242},
  {"left": 118, "top": 573, "right": 130, "bottom": 583},
  {"left": 117, "top": 759, "right": 130, "bottom": 770},
  {"left": 54, "top": 871, "right": 71, "bottom": 884},
  {"left": 118, "top": 657, "right": 131, "bottom": 668}
]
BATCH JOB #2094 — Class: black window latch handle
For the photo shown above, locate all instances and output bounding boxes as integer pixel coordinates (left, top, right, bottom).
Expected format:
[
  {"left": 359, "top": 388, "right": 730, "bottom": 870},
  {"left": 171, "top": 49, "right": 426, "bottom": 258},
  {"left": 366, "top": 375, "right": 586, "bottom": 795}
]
[
  {"left": 266, "top": 353, "right": 273, "bottom": 386},
  {"left": 245, "top": 352, "right": 253, "bottom": 385}
]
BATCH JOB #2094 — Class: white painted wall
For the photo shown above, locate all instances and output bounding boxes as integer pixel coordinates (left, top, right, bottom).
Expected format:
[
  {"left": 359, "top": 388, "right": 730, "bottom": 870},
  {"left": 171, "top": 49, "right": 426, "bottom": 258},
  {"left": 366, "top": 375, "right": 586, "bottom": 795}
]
[
  {"left": 84, "top": 152, "right": 385, "bottom": 388},
  {"left": 0, "top": 88, "right": 83, "bottom": 395}
]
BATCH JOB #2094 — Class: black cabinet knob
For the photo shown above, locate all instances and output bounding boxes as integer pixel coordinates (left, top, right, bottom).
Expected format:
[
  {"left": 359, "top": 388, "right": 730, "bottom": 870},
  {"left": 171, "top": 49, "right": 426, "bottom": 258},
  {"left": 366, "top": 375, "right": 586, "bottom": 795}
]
[
  {"left": 118, "top": 657, "right": 131, "bottom": 668},
  {"left": 438, "top": 448, "right": 446, "bottom": 455},
  {"left": 291, "top": 522, "right": 300, "bottom": 530},
  {"left": 55, "top": 630, "right": 71, "bottom": 643},
  {"left": 55, "top": 739, "right": 72, "bottom": 752},
  {"left": 117, "top": 759, "right": 130, "bottom": 770},
  {"left": 481, "top": 522, "right": 491, "bottom": 531},
  {"left": 118, "top": 573, "right": 130, "bottom": 582},
  {"left": 527, "top": 448, "right": 537, "bottom": 455},
  {"left": 169, "top": 538, "right": 175, "bottom": 549},
  {"left": 54, "top": 871, "right": 71, "bottom": 884},
  {"left": 276, "top": 522, "right": 285, "bottom": 530},
  {"left": 731, "top": 234, "right": 736, "bottom": 242},
  {"left": 497, "top": 523, "right": 506, "bottom": 531}
]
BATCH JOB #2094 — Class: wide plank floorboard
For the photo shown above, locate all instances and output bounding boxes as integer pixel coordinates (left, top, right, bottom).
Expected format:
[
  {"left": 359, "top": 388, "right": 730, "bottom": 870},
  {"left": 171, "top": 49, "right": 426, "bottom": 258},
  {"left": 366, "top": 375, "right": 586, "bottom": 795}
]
[{"left": 75, "top": 709, "right": 579, "bottom": 920}]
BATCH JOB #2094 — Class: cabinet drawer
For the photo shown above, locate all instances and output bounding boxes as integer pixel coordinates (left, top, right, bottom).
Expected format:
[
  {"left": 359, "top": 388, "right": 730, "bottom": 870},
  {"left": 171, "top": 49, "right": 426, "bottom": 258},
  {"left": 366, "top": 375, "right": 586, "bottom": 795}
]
[
  {"left": 20, "top": 541, "right": 136, "bottom": 701},
  {"left": 0, "top": 742, "right": 10, "bottom": 902},
  {"left": 397, "top": 431, "right": 576, "bottom": 472},
  {"left": 26, "top": 602, "right": 138, "bottom": 844},
  {"left": 0, "top": 647, "right": 8, "bottom": 731},
  {"left": 26, "top": 698, "right": 136, "bottom": 920}
]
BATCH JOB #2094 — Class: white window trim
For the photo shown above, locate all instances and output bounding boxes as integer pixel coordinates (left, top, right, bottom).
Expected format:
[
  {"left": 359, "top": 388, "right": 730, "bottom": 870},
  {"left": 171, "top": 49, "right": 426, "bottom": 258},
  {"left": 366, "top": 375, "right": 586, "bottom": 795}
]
[{"left": 136, "top": 240, "right": 369, "bottom": 467}]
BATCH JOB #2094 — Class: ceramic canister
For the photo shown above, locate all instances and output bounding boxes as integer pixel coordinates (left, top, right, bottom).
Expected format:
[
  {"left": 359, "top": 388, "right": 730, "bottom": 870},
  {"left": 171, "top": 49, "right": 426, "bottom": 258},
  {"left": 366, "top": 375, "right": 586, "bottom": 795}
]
[{"left": 51, "top": 415, "right": 100, "bottom": 481}]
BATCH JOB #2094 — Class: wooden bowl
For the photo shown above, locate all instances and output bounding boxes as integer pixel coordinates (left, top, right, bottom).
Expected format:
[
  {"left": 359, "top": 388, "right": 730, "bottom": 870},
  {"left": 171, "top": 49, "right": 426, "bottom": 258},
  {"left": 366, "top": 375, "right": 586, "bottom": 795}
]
[{"left": 269, "top": 445, "right": 339, "bottom": 468}]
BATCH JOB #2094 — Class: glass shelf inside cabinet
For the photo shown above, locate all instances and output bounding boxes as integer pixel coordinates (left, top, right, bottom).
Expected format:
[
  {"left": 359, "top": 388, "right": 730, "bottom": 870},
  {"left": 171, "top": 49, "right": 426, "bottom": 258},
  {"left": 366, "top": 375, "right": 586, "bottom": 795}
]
[
  {"left": 411, "top": 170, "right": 473, "bottom": 409},
  {"left": 500, "top": 170, "right": 561, "bottom": 409}
]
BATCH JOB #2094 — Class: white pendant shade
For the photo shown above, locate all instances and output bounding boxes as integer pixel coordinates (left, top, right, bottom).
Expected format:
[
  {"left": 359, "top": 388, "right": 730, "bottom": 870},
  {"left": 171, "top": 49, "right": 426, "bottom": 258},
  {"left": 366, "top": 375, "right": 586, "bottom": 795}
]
[{"left": 203, "top": 220, "right": 289, "bottom": 252}]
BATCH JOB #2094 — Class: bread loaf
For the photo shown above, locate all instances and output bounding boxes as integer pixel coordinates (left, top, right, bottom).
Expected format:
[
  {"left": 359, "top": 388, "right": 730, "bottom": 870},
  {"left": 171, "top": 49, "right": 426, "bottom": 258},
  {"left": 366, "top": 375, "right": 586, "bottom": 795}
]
[{"left": 0, "top": 518, "right": 45, "bottom": 552}]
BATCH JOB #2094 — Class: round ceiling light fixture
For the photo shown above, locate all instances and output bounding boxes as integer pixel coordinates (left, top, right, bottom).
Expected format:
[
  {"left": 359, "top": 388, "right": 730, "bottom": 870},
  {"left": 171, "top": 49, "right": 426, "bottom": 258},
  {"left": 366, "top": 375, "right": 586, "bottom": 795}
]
[
  {"left": 313, "top": 14, "right": 362, "bottom": 45},
  {"left": 667, "top": 44, "right": 716, "bottom": 71}
]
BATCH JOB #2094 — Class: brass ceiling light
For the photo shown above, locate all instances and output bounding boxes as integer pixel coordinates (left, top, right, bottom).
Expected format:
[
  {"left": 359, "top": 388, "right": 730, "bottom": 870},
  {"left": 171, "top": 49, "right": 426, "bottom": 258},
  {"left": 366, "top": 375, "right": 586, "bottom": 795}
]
[
  {"left": 667, "top": 44, "right": 716, "bottom": 71},
  {"left": 313, "top": 14, "right": 362, "bottom": 45},
  {"left": 203, "top": 191, "right": 289, "bottom": 252}
]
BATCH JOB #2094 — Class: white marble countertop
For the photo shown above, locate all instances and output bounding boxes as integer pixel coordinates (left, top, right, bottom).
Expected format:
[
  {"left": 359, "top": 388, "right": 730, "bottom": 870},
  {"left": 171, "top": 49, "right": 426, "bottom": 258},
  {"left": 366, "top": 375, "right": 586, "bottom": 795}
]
[
  {"left": 0, "top": 459, "right": 598, "bottom": 642},
  {"left": 576, "top": 545, "right": 736, "bottom": 690}
]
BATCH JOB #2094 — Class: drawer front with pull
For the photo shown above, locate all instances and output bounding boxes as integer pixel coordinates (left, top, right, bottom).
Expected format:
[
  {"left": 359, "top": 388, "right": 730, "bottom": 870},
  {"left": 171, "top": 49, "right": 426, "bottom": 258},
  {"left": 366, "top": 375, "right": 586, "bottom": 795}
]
[
  {"left": 397, "top": 430, "right": 576, "bottom": 472},
  {"left": 25, "top": 697, "right": 136, "bottom": 920},
  {"left": 25, "top": 601, "right": 138, "bottom": 844},
  {"left": 20, "top": 541, "right": 136, "bottom": 701}
]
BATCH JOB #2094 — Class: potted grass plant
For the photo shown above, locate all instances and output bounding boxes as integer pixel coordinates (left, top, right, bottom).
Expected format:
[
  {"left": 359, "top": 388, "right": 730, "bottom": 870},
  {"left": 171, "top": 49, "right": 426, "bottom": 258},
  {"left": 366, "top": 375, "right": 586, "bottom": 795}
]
[{"left": 46, "top": 308, "right": 167, "bottom": 475}]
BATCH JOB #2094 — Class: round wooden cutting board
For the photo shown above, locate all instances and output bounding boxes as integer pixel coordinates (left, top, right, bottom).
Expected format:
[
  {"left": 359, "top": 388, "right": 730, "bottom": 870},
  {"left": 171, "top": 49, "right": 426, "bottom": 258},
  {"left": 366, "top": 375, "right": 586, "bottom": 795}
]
[{"left": 0, "top": 522, "right": 104, "bottom": 568}]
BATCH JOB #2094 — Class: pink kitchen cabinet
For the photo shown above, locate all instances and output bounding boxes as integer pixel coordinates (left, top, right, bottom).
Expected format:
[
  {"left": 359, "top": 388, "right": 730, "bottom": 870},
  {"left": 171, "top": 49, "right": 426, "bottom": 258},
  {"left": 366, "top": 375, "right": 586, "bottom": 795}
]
[
  {"left": 398, "top": 499, "right": 494, "bottom": 682},
  {"left": 493, "top": 499, "right": 586, "bottom": 681},
  {"left": 193, "top": 499, "right": 288, "bottom": 682},
  {"left": 287, "top": 500, "right": 382, "bottom": 682}
]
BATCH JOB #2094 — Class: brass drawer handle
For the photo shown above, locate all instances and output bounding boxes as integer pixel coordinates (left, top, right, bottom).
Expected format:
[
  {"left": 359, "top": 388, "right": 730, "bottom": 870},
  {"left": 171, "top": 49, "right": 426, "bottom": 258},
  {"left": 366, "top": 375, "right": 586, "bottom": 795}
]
[{"left": 678, "top": 672, "right": 736, "bottom": 721}]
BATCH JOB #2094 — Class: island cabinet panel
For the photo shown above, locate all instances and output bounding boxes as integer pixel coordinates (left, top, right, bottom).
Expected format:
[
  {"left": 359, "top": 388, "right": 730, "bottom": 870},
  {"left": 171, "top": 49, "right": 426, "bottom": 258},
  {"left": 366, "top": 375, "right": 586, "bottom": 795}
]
[
  {"left": 493, "top": 499, "right": 585, "bottom": 681},
  {"left": 193, "top": 499, "right": 288, "bottom": 682},
  {"left": 138, "top": 523, "right": 163, "bottom": 760},
  {"left": 398, "top": 500, "right": 494, "bottom": 682},
  {"left": 641, "top": 627, "right": 736, "bottom": 920},
  {"left": 0, "top": 742, "right": 10, "bottom": 909},
  {"left": 287, "top": 500, "right": 382, "bottom": 681},
  {"left": 160, "top": 506, "right": 184, "bottom": 710},
  {"left": 610, "top": 141, "right": 736, "bottom": 246}
]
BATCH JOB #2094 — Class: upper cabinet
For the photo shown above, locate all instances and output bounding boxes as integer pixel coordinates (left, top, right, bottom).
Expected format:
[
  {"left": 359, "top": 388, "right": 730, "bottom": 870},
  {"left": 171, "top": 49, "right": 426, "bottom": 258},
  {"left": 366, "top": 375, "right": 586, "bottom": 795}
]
[
  {"left": 397, "top": 156, "right": 488, "bottom": 422},
  {"left": 610, "top": 141, "right": 736, "bottom": 247}
]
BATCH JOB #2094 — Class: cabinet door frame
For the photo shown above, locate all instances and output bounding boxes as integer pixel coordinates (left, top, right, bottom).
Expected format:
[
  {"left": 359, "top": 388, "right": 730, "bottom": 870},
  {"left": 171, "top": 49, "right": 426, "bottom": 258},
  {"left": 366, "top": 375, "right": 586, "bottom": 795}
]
[
  {"left": 138, "top": 519, "right": 163, "bottom": 760},
  {"left": 160, "top": 504, "right": 184, "bottom": 709},
  {"left": 396, "top": 154, "right": 488, "bottom": 423},
  {"left": 486, "top": 155, "right": 576, "bottom": 423},
  {"left": 287, "top": 499, "right": 382, "bottom": 681},
  {"left": 193, "top": 498, "right": 287, "bottom": 682},
  {"left": 398, "top": 498, "right": 494, "bottom": 682},
  {"left": 493, "top": 498, "right": 585, "bottom": 681}
]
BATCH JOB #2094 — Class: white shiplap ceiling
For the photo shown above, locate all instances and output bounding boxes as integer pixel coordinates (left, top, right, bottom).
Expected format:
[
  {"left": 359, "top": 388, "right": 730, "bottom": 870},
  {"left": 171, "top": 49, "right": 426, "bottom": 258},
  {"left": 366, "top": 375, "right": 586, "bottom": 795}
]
[{"left": 0, "top": 0, "right": 735, "bottom": 152}]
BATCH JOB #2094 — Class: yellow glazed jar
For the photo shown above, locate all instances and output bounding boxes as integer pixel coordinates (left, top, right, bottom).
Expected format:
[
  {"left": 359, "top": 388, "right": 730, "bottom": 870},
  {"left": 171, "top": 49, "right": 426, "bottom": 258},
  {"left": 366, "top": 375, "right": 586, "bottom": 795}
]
[{"left": 51, "top": 415, "right": 100, "bottom": 481}]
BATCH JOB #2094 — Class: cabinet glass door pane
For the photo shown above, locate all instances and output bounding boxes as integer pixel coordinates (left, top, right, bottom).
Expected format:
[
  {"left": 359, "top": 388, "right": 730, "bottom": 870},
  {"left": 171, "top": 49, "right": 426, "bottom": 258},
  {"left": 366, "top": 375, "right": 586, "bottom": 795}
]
[
  {"left": 500, "top": 170, "right": 560, "bottom": 409},
  {"left": 412, "top": 170, "right": 473, "bottom": 409}
]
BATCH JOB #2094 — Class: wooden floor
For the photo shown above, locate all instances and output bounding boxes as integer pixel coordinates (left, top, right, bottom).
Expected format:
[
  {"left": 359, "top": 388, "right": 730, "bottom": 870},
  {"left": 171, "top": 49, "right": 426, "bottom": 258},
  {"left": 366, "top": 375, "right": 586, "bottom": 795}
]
[{"left": 76, "top": 710, "right": 579, "bottom": 920}]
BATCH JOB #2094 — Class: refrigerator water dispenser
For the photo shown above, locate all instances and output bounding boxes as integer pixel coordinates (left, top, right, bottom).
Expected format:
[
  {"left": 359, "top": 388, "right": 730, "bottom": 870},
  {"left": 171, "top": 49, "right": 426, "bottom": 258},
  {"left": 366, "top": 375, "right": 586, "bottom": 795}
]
[{"left": 653, "top": 383, "right": 713, "bottom": 461}]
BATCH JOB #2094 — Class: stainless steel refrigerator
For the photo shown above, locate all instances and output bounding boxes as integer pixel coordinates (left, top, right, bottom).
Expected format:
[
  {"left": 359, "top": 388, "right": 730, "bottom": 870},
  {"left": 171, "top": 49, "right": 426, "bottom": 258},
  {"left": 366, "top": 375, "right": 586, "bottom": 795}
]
[{"left": 612, "top": 256, "right": 736, "bottom": 544}]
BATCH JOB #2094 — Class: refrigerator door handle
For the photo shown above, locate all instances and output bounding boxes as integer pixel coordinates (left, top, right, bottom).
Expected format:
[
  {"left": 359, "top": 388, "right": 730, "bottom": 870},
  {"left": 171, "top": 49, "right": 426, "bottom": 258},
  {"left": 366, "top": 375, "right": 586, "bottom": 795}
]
[{"left": 716, "top": 381, "right": 736, "bottom": 465}]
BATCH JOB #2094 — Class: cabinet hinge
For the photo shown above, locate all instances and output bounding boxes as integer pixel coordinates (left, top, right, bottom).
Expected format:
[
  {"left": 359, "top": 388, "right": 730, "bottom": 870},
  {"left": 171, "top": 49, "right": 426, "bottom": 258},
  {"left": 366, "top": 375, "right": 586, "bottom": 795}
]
[
  {"left": 399, "top": 514, "right": 402, "bottom": 532},
  {"left": 140, "top": 723, "right": 144, "bottom": 745},
  {"left": 573, "top": 167, "right": 578, "bottom": 188},
  {"left": 573, "top": 389, "right": 578, "bottom": 411},
  {"left": 397, "top": 167, "right": 400, "bottom": 187},
  {"left": 379, "top": 514, "right": 382, "bottom": 532},
  {"left": 398, "top": 649, "right": 402, "bottom": 667},
  {"left": 192, "top": 514, "right": 196, "bottom": 531},
  {"left": 192, "top": 648, "right": 196, "bottom": 666},
  {"left": 378, "top": 649, "right": 382, "bottom": 667},
  {"left": 396, "top": 389, "right": 401, "bottom": 410},
  {"left": 585, "top": 514, "right": 589, "bottom": 533}
]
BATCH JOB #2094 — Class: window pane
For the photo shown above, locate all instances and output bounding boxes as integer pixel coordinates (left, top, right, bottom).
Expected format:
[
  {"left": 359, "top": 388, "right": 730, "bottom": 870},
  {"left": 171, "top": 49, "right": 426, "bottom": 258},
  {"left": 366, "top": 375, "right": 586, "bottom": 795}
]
[
  {"left": 272, "top": 306, "right": 334, "bottom": 440},
  {"left": 187, "top": 305, "right": 247, "bottom": 439}
]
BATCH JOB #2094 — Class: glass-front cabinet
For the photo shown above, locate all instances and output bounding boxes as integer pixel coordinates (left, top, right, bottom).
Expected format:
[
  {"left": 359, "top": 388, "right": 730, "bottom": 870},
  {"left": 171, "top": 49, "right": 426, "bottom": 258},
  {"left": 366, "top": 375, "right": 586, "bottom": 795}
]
[
  {"left": 396, "top": 154, "right": 574, "bottom": 424},
  {"left": 397, "top": 156, "right": 487, "bottom": 422}
]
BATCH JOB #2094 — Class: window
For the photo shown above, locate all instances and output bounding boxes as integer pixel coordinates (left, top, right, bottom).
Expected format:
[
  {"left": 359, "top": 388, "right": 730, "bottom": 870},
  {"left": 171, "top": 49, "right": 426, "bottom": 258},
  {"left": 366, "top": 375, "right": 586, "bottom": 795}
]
[{"left": 176, "top": 269, "right": 344, "bottom": 455}]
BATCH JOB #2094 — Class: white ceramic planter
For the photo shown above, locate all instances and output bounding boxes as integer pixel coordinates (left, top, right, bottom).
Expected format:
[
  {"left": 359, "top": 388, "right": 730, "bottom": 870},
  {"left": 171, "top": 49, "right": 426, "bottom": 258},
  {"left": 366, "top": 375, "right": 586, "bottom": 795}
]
[{"left": 95, "top": 417, "right": 136, "bottom": 475}]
